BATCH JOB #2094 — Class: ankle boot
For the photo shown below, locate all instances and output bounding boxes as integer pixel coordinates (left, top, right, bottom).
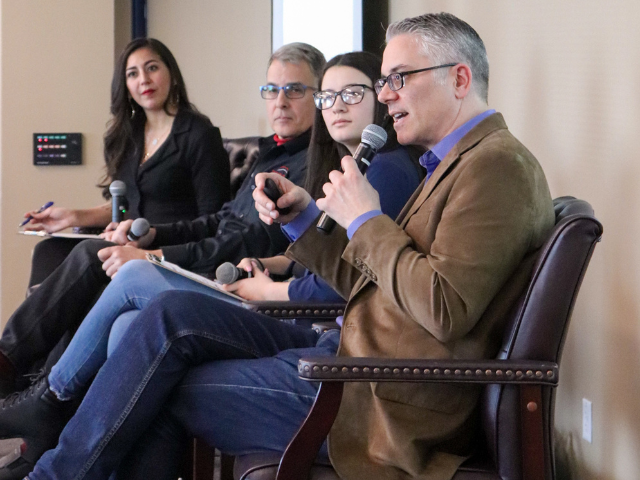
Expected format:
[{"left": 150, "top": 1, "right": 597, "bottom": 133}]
[{"left": 0, "top": 374, "right": 68, "bottom": 445}]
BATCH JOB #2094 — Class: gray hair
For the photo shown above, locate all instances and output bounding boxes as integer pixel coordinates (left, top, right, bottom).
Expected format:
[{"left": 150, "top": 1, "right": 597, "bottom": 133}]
[
  {"left": 268, "top": 42, "right": 326, "bottom": 87},
  {"left": 387, "top": 12, "right": 489, "bottom": 102}
]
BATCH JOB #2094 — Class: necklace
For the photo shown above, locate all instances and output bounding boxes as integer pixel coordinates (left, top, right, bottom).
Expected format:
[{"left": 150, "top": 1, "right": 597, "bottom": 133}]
[{"left": 142, "top": 123, "right": 172, "bottom": 162}]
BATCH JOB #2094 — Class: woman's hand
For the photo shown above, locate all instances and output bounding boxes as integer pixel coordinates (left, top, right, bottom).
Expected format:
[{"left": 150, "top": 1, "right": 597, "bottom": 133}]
[
  {"left": 23, "top": 206, "right": 76, "bottom": 233},
  {"left": 222, "top": 261, "right": 290, "bottom": 301},
  {"left": 253, "top": 173, "right": 312, "bottom": 225}
]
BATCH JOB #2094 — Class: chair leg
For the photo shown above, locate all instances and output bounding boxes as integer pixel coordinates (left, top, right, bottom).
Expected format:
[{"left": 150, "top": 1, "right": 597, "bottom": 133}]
[
  {"left": 191, "top": 437, "right": 215, "bottom": 480},
  {"left": 220, "top": 454, "right": 235, "bottom": 480},
  {"left": 520, "top": 385, "right": 546, "bottom": 480}
]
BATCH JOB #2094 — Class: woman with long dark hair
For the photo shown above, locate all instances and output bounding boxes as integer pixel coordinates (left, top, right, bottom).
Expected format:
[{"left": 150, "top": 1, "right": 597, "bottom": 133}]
[
  {"left": 22, "top": 38, "right": 230, "bottom": 286},
  {"left": 23, "top": 37, "right": 229, "bottom": 232}
]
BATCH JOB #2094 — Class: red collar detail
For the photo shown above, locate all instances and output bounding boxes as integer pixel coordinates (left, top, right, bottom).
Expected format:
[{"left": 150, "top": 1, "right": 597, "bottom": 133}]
[{"left": 273, "top": 134, "right": 292, "bottom": 146}]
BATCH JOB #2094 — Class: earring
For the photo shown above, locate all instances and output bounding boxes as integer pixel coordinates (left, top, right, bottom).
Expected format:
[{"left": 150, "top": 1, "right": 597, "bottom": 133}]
[{"left": 129, "top": 99, "right": 136, "bottom": 118}]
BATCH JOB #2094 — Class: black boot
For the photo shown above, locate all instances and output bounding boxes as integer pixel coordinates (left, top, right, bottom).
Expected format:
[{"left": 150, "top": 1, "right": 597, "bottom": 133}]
[{"left": 0, "top": 373, "right": 68, "bottom": 446}]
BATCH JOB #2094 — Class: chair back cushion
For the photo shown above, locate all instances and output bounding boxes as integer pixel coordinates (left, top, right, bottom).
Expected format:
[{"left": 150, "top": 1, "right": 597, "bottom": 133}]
[
  {"left": 223, "top": 136, "right": 261, "bottom": 198},
  {"left": 480, "top": 196, "right": 603, "bottom": 479}
]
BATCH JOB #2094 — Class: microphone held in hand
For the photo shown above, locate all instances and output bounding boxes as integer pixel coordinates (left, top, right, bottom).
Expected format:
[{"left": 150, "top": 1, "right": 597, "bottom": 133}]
[
  {"left": 216, "top": 262, "right": 252, "bottom": 285},
  {"left": 127, "top": 218, "right": 150, "bottom": 241},
  {"left": 317, "top": 124, "right": 388, "bottom": 234},
  {"left": 109, "top": 180, "right": 127, "bottom": 223},
  {"left": 262, "top": 178, "right": 291, "bottom": 215}
]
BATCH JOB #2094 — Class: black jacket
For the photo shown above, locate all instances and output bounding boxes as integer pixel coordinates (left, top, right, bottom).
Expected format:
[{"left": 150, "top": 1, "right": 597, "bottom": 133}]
[
  {"left": 153, "top": 130, "right": 310, "bottom": 272},
  {"left": 115, "top": 109, "right": 230, "bottom": 224}
]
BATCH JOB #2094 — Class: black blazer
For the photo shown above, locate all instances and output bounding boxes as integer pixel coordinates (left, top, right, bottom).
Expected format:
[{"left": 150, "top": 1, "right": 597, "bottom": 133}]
[{"left": 115, "top": 109, "right": 230, "bottom": 224}]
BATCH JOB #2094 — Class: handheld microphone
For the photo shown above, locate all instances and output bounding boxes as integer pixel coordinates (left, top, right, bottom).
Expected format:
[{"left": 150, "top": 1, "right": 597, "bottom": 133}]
[
  {"left": 316, "top": 124, "right": 388, "bottom": 234},
  {"left": 127, "top": 218, "right": 150, "bottom": 241},
  {"left": 109, "top": 181, "right": 127, "bottom": 223},
  {"left": 215, "top": 262, "right": 252, "bottom": 285}
]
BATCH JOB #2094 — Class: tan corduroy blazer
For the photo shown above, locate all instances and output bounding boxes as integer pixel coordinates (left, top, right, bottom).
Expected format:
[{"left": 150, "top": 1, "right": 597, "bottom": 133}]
[{"left": 287, "top": 113, "right": 555, "bottom": 480}]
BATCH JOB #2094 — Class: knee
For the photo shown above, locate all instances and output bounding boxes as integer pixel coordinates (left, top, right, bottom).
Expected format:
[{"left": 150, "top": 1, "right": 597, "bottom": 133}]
[
  {"left": 115, "top": 259, "right": 153, "bottom": 279},
  {"left": 69, "top": 238, "right": 114, "bottom": 261}
]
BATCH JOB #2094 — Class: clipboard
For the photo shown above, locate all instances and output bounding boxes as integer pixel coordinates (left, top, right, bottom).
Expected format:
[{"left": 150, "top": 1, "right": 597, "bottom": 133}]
[
  {"left": 145, "top": 253, "right": 247, "bottom": 306},
  {"left": 18, "top": 230, "right": 101, "bottom": 239}
]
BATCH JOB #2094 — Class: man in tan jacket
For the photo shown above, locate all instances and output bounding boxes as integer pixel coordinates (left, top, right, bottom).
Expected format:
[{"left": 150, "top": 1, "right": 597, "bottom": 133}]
[
  {"left": 6, "top": 12, "right": 554, "bottom": 480},
  {"left": 254, "top": 11, "right": 555, "bottom": 480}
]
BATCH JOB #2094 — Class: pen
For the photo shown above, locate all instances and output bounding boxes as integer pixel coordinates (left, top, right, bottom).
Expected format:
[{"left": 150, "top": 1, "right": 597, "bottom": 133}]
[{"left": 19, "top": 201, "right": 54, "bottom": 228}]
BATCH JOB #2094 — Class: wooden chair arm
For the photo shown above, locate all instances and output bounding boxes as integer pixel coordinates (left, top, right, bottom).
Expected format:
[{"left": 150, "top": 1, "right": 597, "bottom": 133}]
[
  {"left": 297, "top": 356, "right": 558, "bottom": 386},
  {"left": 243, "top": 302, "right": 346, "bottom": 320}
]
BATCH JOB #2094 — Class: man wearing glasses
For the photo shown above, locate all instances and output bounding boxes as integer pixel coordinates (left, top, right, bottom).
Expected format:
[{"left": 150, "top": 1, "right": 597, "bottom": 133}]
[{"left": 8, "top": 13, "right": 554, "bottom": 480}]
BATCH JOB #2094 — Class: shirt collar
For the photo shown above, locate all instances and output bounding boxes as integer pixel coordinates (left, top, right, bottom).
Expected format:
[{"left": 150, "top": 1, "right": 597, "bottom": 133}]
[{"left": 419, "top": 109, "right": 496, "bottom": 179}]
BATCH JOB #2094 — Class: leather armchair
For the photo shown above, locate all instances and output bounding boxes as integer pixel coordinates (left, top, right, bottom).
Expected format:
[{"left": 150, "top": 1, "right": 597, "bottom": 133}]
[
  {"left": 223, "top": 137, "right": 261, "bottom": 199},
  {"left": 220, "top": 196, "right": 603, "bottom": 480}
]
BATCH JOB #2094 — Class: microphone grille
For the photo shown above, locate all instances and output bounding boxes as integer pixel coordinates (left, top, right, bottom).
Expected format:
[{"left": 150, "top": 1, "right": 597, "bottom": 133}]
[
  {"left": 130, "top": 218, "right": 150, "bottom": 238},
  {"left": 215, "top": 262, "right": 239, "bottom": 285},
  {"left": 361, "top": 124, "right": 387, "bottom": 151},
  {"left": 109, "top": 180, "right": 127, "bottom": 196}
]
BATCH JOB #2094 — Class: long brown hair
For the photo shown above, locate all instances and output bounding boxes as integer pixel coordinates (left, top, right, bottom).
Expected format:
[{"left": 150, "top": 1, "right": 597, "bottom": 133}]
[
  {"left": 304, "top": 51, "right": 401, "bottom": 200},
  {"left": 100, "top": 38, "right": 197, "bottom": 192}
]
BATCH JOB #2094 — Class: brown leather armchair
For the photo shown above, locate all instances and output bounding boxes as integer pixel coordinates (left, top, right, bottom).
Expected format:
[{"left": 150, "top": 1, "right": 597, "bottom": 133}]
[
  {"left": 197, "top": 196, "right": 601, "bottom": 480},
  {"left": 223, "top": 136, "right": 261, "bottom": 199}
]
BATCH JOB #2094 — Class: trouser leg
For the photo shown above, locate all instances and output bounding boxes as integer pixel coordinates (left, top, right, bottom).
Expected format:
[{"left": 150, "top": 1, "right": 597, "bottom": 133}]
[
  {"left": 0, "top": 239, "right": 114, "bottom": 373},
  {"left": 28, "top": 237, "right": 84, "bottom": 287},
  {"left": 29, "top": 291, "right": 319, "bottom": 480},
  {"left": 48, "top": 259, "right": 242, "bottom": 400},
  {"left": 112, "top": 333, "right": 340, "bottom": 480}
]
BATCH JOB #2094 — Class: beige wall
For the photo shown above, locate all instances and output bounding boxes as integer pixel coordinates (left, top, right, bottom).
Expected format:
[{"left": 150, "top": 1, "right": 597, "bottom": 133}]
[
  {"left": 389, "top": 1, "right": 636, "bottom": 478},
  {"left": 0, "top": 1, "right": 116, "bottom": 319},
  {"left": 147, "top": 0, "right": 272, "bottom": 139}
]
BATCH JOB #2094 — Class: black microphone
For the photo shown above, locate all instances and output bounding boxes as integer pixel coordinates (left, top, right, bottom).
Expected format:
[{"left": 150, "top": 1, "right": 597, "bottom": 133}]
[
  {"left": 262, "top": 178, "right": 291, "bottom": 215},
  {"left": 215, "top": 262, "right": 252, "bottom": 285},
  {"left": 109, "top": 181, "right": 127, "bottom": 223},
  {"left": 127, "top": 218, "right": 150, "bottom": 241},
  {"left": 316, "top": 124, "right": 388, "bottom": 234}
]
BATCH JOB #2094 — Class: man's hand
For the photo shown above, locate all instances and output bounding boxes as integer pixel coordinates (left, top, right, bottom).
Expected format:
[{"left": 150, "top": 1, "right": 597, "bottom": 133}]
[
  {"left": 23, "top": 206, "right": 76, "bottom": 233},
  {"left": 222, "top": 262, "right": 289, "bottom": 301},
  {"left": 316, "top": 156, "right": 381, "bottom": 230},
  {"left": 253, "top": 173, "right": 312, "bottom": 225},
  {"left": 101, "top": 220, "right": 156, "bottom": 248},
  {"left": 97, "top": 245, "right": 147, "bottom": 278}
]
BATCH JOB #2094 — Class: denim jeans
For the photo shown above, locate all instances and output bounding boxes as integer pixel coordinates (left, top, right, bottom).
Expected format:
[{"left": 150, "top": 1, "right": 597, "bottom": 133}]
[
  {"left": 29, "top": 290, "right": 337, "bottom": 480},
  {"left": 48, "top": 260, "right": 237, "bottom": 400}
]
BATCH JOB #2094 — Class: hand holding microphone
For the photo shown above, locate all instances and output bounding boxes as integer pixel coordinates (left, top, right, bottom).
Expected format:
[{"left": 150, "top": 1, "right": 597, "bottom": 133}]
[
  {"left": 127, "top": 218, "right": 150, "bottom": 241},
  {"left": 316, "top": 124, "right": 387, "bottom": 234}
]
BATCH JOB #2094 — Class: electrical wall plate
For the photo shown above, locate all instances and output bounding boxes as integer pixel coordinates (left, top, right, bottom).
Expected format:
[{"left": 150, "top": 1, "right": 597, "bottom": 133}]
[{"left": 33, "top": 133, "right": 82, "bottom": 165}]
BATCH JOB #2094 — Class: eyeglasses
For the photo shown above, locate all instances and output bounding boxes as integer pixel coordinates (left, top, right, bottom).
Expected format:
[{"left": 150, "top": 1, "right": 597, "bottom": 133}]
[
  {"left": 313, "top": 84, "right": 374, "bottom": 110},
  {"left": 259, "top": 83, "right": 315, "bottom": 100},
  {"left": 374, "top": 63, "right": 458, "bottom": 95}
]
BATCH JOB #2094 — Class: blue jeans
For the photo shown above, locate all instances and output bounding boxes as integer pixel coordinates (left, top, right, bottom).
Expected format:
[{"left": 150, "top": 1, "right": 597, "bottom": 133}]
[
  {"left": 29, "top": 291, "right": 337, "bottom": 480},
  {"left": 47, "top": 260, "right": 237, "bottom": 400}
]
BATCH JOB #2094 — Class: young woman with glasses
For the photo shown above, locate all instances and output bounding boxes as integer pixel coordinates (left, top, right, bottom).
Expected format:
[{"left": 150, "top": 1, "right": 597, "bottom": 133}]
[{"left": 224, "top": 50, "right": 424, "bottom": 304}]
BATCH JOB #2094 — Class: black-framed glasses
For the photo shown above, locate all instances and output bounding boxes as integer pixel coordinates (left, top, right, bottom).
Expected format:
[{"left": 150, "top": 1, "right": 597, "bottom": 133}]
[
  {"left": 374, "top": 63, "right": 458, "bottom": 95},
  {"left": 259, "top": 83, "right": 315, "bottom": 100},
  {"left": 313, "top": 84, "right": 374, "bottom": 110}
]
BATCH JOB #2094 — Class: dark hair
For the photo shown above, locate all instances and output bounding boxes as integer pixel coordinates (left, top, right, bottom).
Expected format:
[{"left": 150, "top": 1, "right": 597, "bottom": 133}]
[
  {"left": 100, "top": 38, "right": 197, "bottom": 191},
  {"left": 304, "top": 51, "right": 401, "bottom": 199}
]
